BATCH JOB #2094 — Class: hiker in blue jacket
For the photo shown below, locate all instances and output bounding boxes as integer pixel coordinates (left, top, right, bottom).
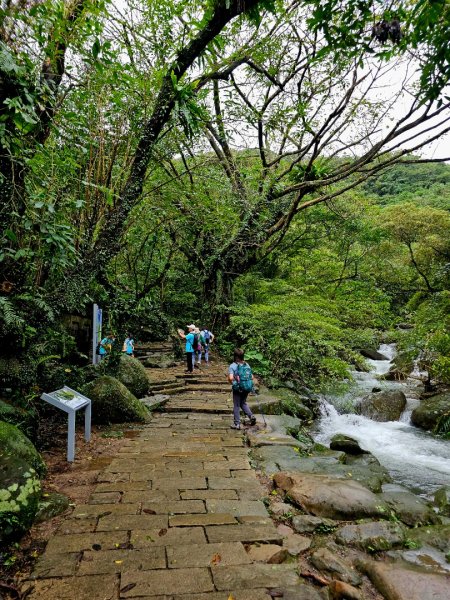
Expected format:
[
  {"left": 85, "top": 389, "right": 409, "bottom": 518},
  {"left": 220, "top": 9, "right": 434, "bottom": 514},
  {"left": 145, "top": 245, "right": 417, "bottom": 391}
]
[
  {"left": 228, "top": 348, "right": 257, "bottom": 430},
  {"left": 178, "top": 324, "right": 196, "bottom": 373}
]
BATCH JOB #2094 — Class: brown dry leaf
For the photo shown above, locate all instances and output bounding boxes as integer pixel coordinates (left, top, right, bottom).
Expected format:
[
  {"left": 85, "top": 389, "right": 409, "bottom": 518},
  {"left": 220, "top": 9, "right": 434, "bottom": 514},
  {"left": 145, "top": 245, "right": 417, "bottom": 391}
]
[
  {"left": 210, "top": 553, "right": 222, "bottom": 565},
  {"left": 120, "top": 583, "right": 136, "bottom": 593},
  {"left": 143, "top": 508, "right": 156, "bottom": 515},
  {"left": 158, "top": 528, "right": 168, "bottom": 537}
]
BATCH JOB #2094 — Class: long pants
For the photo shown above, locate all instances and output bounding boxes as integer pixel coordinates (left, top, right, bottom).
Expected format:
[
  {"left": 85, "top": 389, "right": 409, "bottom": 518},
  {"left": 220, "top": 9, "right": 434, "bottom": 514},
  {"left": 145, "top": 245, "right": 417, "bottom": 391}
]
[
  {"left": 204, "top": 344, "right": 209, "bottom": 363},
  {"left": 186, "top": 351, "right": 194, "bottom": 372},
  {"left": 232, "top": 390, "right": 253, "bottom": 425}
]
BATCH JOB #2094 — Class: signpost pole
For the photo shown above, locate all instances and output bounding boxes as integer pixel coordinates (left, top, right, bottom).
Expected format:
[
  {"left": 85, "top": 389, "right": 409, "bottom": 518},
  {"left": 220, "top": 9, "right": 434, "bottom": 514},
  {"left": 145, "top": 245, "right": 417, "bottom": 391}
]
[
  {"left": 68, "top": 411, "right": 76, "bottom": 462},
  {"left": 85, "top": 401, "right": 91, "bottom": 442},
  {"left": 92, "top": 303, "right": 102, "bottom": 365}
]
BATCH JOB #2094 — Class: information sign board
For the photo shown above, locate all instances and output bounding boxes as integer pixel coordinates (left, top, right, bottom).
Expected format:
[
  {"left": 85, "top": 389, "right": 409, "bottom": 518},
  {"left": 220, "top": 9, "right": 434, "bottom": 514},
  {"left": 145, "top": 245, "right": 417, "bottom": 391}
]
[{"left": 41, "top": 386, "right": 91, "bottom": 462}]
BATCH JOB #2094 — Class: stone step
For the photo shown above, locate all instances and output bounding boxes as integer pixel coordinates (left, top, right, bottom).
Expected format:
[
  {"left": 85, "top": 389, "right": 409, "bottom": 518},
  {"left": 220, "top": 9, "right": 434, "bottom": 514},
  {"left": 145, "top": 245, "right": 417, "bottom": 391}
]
[
  {"left": 151, "top": 386, "right": 187, "bottom": 396},
  {"left": 186, "top": 384, "right": 230, "bottom": 393},
  {"left": 149, "top": 381, "right": 183, "bottom": 391},
  {"left": 140, "top": 396, "right": 170, "bottom": 410},
  {"left": 165, "top": 402, "right": 230, "bottom": 414}
]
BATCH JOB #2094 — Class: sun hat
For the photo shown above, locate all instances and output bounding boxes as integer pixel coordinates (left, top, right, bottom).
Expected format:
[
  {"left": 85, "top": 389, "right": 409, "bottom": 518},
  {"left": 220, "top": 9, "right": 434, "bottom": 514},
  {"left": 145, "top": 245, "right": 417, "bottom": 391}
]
[{"left": 187, "top": 324, "right": 196, "bottom": 330}]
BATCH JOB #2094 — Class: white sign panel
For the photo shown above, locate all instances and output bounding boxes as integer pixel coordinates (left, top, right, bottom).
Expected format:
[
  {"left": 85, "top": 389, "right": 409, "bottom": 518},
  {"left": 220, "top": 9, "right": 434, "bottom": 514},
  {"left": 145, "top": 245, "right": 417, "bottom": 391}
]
[{"left": 41, "top": 386, "right": 91, "bottom": 462}]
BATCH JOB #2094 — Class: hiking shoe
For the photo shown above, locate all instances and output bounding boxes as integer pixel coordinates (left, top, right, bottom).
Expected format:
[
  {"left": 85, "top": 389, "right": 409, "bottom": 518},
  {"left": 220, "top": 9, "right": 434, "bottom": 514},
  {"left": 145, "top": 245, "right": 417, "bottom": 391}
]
[
  {"left": 250, "top": 416, "right": 257, "bottom": 426},
  {"left": 230, "top": 423, "right": 241, "bottom": 430}
]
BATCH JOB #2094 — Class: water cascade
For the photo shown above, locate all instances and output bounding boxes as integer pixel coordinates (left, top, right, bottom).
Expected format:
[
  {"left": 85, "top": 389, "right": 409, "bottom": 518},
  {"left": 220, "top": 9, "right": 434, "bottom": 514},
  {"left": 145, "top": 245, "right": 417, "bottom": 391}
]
[{"left": 315, "top": 344, "right": 450, "bottom": 495}]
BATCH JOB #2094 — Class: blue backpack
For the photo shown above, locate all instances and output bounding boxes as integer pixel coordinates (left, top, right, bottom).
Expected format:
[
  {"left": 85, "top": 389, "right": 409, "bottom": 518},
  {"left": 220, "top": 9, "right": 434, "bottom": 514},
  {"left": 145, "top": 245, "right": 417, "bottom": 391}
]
[{"left": 232, "top": 362, "right": 254, "bottom": 393}]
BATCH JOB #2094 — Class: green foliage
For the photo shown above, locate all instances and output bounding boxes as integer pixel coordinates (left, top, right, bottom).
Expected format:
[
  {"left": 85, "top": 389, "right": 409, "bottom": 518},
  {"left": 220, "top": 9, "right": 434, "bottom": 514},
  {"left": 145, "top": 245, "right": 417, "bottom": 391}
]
[{"left": 399, "top": 291, "right": 450, "bottom": 384}]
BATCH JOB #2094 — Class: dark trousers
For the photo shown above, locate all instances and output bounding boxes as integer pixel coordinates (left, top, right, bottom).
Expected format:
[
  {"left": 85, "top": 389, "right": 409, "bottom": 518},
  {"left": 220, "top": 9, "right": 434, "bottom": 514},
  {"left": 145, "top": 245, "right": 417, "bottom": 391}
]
[
  {"left": 232, "top": 390, "right": 253, "bottom": 425},
  {"left": 186, "top": 351, "right": 194, "bottom": 372}
]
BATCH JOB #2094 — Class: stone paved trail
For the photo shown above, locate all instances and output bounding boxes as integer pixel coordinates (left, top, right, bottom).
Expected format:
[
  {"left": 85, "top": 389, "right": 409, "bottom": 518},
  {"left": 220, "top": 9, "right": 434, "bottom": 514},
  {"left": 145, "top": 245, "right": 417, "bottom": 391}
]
[{"left": 27, "top": 364, "right": 302, "bottom": 599}]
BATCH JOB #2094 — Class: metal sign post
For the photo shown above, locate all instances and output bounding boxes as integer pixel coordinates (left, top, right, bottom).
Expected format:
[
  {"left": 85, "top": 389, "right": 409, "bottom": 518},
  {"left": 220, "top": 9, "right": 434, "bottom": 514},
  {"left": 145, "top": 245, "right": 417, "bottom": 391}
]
[
  {"left": 41, "top": 386, "right": 92, "bottom": 462},
  {"left": 92, "top": 303, "right": 102, "bottom": 365}
]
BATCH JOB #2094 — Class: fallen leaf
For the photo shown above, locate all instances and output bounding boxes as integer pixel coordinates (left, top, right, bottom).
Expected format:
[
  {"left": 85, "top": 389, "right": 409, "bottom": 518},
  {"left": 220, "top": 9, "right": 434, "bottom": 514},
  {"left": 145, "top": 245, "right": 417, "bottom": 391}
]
[
  {"left": 210, "top": 553, "right": 221, "bottom": 565},
  {"left": 120, "top": 583, "right": 136, "bottom": 593},
  {"left": 92, "top": 544, "right": 102, "bottom": 551},
  {"left": 114, "top": 560, "right": 123, "bottom": 564},
  {"left": 158, "top": 528, "right": 168, "bottom": 537},
  {"left": 227, "top": 595, "right": 235, "bottom": 600},
  {"left": 143, "top": 508, "right": 156, "bottom": 515}
]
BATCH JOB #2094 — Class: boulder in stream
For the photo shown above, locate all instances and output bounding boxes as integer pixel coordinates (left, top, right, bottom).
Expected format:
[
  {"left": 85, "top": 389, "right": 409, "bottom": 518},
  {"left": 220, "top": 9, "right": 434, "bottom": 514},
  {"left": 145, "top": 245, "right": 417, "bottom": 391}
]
[
  {"left": 360, "top": 348, "right": 389, "bottom": 361},
  {"left": 273, "top": 471, "right": 389, "bottom": 520},
  {"left": 434, "top": 486, "right": 450, "bottom": 517},
  {"left": 411, "top": 392, "right": 450, "bottom": 431},
  {"left": 381, "top": 490, "right": 438, "bottom": 526},
  {"left": 330, "top": 434, "right": 369, "bottom": 455},
  {"left": 356, "top": 390, "right": 407, "bottom": 422}
]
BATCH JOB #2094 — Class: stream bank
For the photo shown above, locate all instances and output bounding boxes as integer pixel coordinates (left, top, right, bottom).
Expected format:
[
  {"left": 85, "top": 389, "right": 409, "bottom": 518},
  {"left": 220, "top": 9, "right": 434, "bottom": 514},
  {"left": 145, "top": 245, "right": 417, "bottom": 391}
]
[{"left": 249, "top": 345, "right": 450, "bottom": 599}]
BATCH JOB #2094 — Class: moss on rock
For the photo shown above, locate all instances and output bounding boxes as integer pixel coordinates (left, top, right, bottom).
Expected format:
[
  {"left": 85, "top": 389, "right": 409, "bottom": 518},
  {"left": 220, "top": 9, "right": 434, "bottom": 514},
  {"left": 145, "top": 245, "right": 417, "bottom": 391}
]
[
  {"left": 0, "top": 421, "right": 46, "bottom": 477},
  {"left": 0, "top": 454, "right": 41, "bottom": 542},
  {"left": 411, "top": 392, "right": 450, "bottom": 431},
  {"left": 114, "top": 355, "right": 150, "bottom": 398},
  {"left": 82, "top": 376, "right": 149, "bottom": 424}
]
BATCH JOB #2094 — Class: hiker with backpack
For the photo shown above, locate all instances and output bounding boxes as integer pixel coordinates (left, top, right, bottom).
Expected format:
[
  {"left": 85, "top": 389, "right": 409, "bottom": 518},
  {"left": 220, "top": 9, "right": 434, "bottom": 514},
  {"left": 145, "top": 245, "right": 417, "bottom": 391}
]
[
  {"left": 178, "top": 324, "right": 196, "bottom": 373},
  {"left": 98, "top": 332, "right": 116, "bottom": 360},
  {"left": 228, "top": 348, "right": 257, "bottom": 430},
  {"left": 194, "top": 327, "right": 203, "bottom": 367},
  {"left": 201, "top": 327, "right": 214, "bottom": 365}
]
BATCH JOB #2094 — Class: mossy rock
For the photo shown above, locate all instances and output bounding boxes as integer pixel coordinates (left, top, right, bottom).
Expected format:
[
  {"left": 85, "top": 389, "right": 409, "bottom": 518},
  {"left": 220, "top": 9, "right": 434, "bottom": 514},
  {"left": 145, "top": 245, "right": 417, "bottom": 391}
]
[
  {"left": 411, "top": 392, "right": 450, "bottom": 431},
  {"left": 0, "top": 421, "right": 46, "bottom": 477},
  {"left": 82, "top": 376, "right": 149, "bottom": 424},
  {"left": 0, "top": 454, "right": 41, "bottom": 542},
  {"left": 0, "top": 398, "right": 35, "bottom": 439},
  {"left": 113, "top": 355, "right": 150, "bottom": 398}
]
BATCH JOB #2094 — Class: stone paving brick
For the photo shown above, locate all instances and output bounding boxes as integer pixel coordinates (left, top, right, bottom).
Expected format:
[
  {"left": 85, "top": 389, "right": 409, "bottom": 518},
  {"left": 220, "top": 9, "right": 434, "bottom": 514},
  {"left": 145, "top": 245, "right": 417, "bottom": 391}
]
[
  {"left": 152, "top": 477, "right": 207, "bottom": 490},
  {"left": 181, "top": 490, "right": 238, "bottom": 501},
  {"left": 94, "top": 481, "right": 149, "bottom": 493},
  {"left": 97, "top": 514, "right": 168, "bottom": 531},
  {"left": 89, "top": 492, "right": 121, "bottom": 504},
  {"left": 78, "top": 548, "right": 165, "bottom": 575},
  {"left": 122, "top": 489, "right": 180, "bottom": 503},
  {"left": 206, "top": 524, "right": 283, "bottom": 544},
  {"left": 208, "top": 477, "right": 263, "bottom": 496},
  {"left": 141, "top": 500, "right": 206, "bottom": 514},
  {"left": 58, "top": 518, "right": 97, "bottom": 534},
  {"left": 97, "top": 472, "right": 130, "bottom": 483},
  {"left": 120, "top": 567, "right": 214, "bottom": 596},
  {"left": 26, "top": 574, "right": 117, "bottom": 600},
  {"left": 172, "top": 591, "right": 272, "bottom": 599},
  {"left": 131, "top": 526, "right": 206, "bottom": 548},
  {"left": 166, "top": 542, "right": 251, "bottom": 568},
  {"left": 180, "top": 469, "right": 231, "bottom": 478},
  {"left": 206, "top": 500, "right": 269, "bottom": 517},
  {"left": 211, "top": 563, "right": 300, "bottom": 590},
  {"left": 30, "top": 552, "right": 80, "bottom": 579},
  {"left": 169, "top": 513, "right": 237, "bottom": 527},
  {"left": 71, "top": 503, "right": 139, "bottom": 518},
  {"left": 45, "top": 531, "right": 128, "bottom": 554}
]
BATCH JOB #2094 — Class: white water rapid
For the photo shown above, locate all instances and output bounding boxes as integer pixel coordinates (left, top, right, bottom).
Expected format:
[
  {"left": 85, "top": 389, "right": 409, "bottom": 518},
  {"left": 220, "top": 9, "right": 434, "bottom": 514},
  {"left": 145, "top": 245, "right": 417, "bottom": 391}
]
[{"left": 315, "top": 344, "right": 450, "bottom": 496}]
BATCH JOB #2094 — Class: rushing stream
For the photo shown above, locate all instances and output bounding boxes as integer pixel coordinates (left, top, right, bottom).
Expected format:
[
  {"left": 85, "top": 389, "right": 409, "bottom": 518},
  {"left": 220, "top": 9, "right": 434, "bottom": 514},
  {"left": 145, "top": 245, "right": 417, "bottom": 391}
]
[{"left": 315, "top": 344, "right": 450, "bottom": 496}]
